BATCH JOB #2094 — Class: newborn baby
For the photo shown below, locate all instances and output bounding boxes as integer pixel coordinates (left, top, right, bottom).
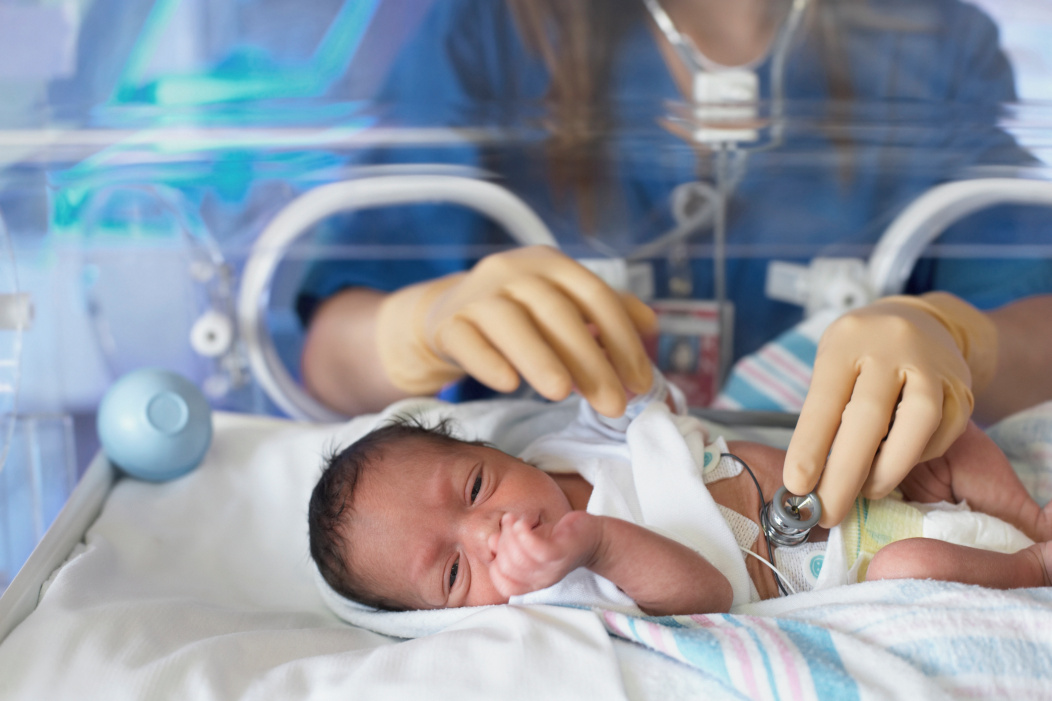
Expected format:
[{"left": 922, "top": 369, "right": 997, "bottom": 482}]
[{"left": 309, "top": 375, "right": 1052, "bottom": 616}]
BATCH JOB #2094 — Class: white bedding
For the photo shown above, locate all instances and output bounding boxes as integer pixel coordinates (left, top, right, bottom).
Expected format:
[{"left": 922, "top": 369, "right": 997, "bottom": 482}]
[{"left": 1, "top": 397, "right": 1051, "bottom": 700}]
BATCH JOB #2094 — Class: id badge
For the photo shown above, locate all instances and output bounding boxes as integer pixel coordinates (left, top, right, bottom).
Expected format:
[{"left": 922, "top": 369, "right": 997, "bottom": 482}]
[{"left": 644, "top": 299, "right": 733, "bottom": 408}]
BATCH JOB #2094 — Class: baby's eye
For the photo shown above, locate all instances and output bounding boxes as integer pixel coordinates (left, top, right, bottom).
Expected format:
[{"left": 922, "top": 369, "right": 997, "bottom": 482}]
[
  {"left": 470, "top": 475, "right": 482, "bottom": 503},
  {"left": 449, "top": 557, "right": 459, "bottom": 589}
]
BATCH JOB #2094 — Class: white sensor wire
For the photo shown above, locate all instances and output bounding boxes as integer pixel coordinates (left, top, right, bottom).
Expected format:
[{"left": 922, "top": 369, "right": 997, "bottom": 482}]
[{"left": 739, "top": 545, "right": 797, "bottom": 596}]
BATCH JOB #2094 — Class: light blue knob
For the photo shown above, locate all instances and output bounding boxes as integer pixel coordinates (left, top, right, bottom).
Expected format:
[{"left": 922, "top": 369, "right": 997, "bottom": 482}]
[{"left": 97, "top": 369, "right": 213, "bottom": 481}]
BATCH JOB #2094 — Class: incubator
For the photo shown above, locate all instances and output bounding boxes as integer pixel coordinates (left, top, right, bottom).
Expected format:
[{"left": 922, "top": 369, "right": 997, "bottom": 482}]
[
  {"left": 0, "top": 2, "right": 1051, "bottom": 699},
  {"left": 0, "top": 0, "right": 1051, "bottom": 622}
]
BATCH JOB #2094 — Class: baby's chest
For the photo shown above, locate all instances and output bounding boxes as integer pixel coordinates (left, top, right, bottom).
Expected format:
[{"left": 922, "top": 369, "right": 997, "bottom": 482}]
[{"left": 707, "top": 472, "right": 765, "bottom": 527}]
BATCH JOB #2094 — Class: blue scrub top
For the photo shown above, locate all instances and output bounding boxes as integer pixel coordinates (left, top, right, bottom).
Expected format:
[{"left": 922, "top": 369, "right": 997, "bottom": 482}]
[{"left": 297, "top": 0, "right": 1051, "bottom": 363}]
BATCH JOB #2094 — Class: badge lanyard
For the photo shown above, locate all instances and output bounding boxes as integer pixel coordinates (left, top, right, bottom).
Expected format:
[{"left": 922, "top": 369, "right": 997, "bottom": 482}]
[{"left": 629, "top": 0, "right": 810, "bottom": 396}]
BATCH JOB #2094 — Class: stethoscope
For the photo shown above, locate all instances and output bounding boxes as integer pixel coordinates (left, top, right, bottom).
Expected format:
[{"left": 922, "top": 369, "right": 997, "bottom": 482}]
[
  {"left": 724, "top": 452, "right": 822, "bottom": 594},
  {"left": 628, "top": 3, "right": 826, "bottom": 558},
  {"left": 593, "top": 0, "right": 812, "bottom": 385},
  {"left": 762, "top": 485, "right": 821, "bottom": 547},
  {"left": 723, "top": 452, "right": 821, "bottom": 546}
]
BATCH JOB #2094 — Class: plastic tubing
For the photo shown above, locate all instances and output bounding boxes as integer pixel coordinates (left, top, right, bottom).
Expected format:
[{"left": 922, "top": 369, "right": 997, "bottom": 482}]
[{"left": 237, "top": 174, "right": 559, "bottom": 421}]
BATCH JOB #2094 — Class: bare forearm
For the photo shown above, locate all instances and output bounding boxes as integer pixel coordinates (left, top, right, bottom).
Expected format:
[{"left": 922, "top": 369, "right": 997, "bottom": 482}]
[
  {"left": 588, "top": 517, "right": 732, "bottom": 616},
  {"left": 300, "top": 288, "right": 414, "bottom": 416},
  {"left": 973, "top": 295, "right": 1052, "bottom": 424}
]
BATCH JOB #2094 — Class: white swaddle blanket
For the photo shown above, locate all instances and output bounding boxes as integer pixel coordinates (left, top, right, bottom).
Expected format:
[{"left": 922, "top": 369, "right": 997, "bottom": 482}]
[
  {"left": 1, "top": 401, "right": 632, "bottom": 701},
  {"left": 509, "top": 400, "right": 760, "bottom": 611},
  {"left": 6, "top": 387, "right": 1050, "bottom": 699},
  {"left": 318, "top": 377, "right": 766, "bottom": 637}
]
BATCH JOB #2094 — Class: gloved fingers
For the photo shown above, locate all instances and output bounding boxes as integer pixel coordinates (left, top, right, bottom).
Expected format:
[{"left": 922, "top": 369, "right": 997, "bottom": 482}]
[
  {"left": 438, "top": 315, "right": 522, "bottom": 394},
  {"left": 541, "top": 261, "right": 655, "bottom": 397},
  {"left": 783, "top": 358, "right": 861, "bottom": 497},
  {"left": 620, "top": 292, "right": 659, "bottom": 336},
  {"left": 498, "top": 249, "right": 653, "bottom": 396},
  {"left": 812, "top": 465, "right": 869, "bottom": 530},
  {"left": 504, "top": 277, "right": 628, "bottom": 417},
  {"left": 607, "top": 292, "right": 658, "bottom": 393},
  {"left": 472, "top": 294, "right": 584, "bottom": 401},
  {"left": 916, "top": 379, "right": 973, "bottom": 464},
  {"left": 861, "top": 373, "right": 943, "bottom": 499},
  {"left": 441, "top": 299, "right": 570, "bottom": 398},
  {"left": 593, "top": 318, "right": 655, "bottom": 398},
  {"left": 815, "top": 365, "right": 905, "bottom": 526}
]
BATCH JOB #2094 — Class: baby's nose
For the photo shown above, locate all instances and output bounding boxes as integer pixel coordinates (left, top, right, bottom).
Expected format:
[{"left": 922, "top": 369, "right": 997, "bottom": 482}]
[{"left": 464, "top": 510, "right": 503, "bottom": 562}]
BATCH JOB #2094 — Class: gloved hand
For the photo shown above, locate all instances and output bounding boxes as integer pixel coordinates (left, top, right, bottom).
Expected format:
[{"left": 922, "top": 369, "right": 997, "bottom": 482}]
[
  {"left": 375, "top": 246, "right": 656, "bottom": 417},
  {"left": 783, "top": 292, "right": 998, "bottom": 527}
]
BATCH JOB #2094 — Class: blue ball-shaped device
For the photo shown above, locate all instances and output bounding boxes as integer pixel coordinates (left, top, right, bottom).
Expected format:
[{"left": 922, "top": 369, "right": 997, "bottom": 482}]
[{"left": 97, "top": 369, "right": 213, "bottom": 481}]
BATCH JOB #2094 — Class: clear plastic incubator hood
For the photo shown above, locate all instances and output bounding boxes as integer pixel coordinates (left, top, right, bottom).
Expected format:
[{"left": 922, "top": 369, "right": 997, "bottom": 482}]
[
  {"left": 0, "top": 0, "right": 1051, "bottom": 599},
  {"left": 0, "top": 3, "right": 1052, "bottom": 700},
  {"left": 0, "top": 213, "right": 74, "bottom": 592}
]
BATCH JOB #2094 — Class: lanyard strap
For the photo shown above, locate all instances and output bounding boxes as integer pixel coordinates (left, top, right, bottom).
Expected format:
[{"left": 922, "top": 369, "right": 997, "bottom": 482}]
[
  {"left": 640, "top": 0, "right": 710, "bottom": 75},
  {"left": 640, "top": 0, "right": 810, "bottom": 97}
]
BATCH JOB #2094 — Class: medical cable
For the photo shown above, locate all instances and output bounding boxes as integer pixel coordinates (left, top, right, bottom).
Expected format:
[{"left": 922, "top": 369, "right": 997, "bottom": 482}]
[
  {"left": 739, "top": 546, "right": 797, "bottom": 596},
  {"left": 721, "top": 452, "right": 796, "bottom": 597},
  {"left": 769, "top": 0, "right": 810, "bottom": 106},
  {"left": 628, "top": 1, "right": 812, "bottom": 383},
  {"left": 625, "top": 181, "right": 719, "bottom": 262}
]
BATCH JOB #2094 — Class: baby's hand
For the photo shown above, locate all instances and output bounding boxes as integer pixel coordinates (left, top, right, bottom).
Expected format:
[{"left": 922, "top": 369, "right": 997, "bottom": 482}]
[{"left": 488, "top": 512, "right": 602, "bottom": 598}]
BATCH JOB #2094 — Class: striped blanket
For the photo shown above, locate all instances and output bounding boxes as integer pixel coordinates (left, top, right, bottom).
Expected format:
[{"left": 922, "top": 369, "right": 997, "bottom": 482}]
[
  {"left": 604, "top": 580, "right": 1052, "bottom": 700},
  {"left": 701, "top": 317, "right": 1052, "bottom": 700},
  {"left": 714, "top": 310, "right": 833, "bottom": 413}
]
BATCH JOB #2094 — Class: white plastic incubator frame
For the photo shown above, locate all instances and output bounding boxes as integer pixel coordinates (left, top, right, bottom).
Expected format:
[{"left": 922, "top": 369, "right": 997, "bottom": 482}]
[{"left": 237, "top": 174, "right": 1052, "bottom": 422}]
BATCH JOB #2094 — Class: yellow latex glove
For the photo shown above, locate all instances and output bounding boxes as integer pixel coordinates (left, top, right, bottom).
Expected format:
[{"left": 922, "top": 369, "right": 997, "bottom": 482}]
[
  {"left": 783, "top": 292, "right": 998, "bottom": 527},
  {"left": 375, "top": 246, "right": 657, "bottom": 417}
]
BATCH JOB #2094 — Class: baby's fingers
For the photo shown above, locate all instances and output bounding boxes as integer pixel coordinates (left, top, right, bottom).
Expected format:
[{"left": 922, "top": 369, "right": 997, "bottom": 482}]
[
  {"left": 495, "top": 516, "right": 541, "bottom": 571},
  {"left": 509, "top": 517, "right": 562, "bottom": 563},
  {"left": 489, "top": 564, "right": 531, "bottom": 598}
]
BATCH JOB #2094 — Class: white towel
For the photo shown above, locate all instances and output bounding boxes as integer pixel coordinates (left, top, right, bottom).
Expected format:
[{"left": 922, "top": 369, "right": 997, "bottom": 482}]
[{"left": 0, "top": 405, "right": 630, "bottom": 701}]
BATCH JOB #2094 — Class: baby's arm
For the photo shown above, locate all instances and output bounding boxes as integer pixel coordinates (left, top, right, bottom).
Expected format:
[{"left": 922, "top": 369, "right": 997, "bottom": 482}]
[{"left": 490, "top": 512, "right": 733, "bottom": 616}]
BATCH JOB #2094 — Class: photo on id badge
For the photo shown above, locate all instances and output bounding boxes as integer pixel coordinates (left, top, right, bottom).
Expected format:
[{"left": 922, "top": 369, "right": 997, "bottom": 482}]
[{"left": 645, "top": 299, "right": 731, "bottom": 408}]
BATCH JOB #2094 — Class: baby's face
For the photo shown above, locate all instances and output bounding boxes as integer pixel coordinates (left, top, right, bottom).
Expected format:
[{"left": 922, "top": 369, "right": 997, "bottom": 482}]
[{"left": 346, "top": 437, "right": 573, "bottom": 609}]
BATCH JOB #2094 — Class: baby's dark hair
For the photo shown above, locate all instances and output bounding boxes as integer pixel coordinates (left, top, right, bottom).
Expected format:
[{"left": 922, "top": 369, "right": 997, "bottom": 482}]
[{"left": 308, "top": 414, "right": 479, "bottom": 611}]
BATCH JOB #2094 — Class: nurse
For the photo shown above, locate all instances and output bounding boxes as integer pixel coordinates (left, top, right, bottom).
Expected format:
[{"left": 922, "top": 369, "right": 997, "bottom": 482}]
[{"left": 299, "top": 0, "right": 1052, "bottom": 524}]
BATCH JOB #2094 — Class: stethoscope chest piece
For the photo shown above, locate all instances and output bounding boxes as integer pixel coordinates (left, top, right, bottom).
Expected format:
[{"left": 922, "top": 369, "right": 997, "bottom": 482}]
[{"left": 761, "top": 486, "right": 821, "bottom": 547}]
